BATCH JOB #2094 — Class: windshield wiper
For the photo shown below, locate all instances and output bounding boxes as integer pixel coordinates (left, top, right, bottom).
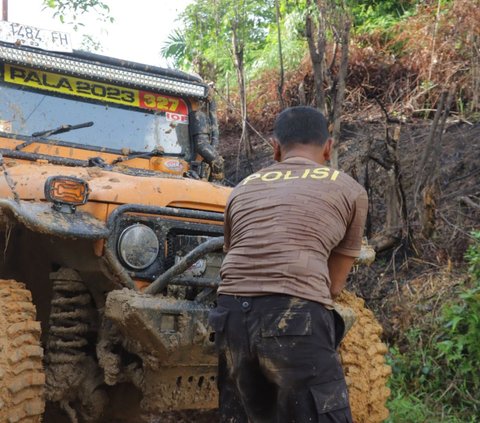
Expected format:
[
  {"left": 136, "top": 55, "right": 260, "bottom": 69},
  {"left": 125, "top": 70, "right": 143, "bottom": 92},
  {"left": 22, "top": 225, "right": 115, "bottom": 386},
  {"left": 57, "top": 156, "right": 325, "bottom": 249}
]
[
  {"left": 111, "top": 147, "right": 184, "bottom": 165},
  {"left": 16, "top": 121, "right": 94, "bottom": 151},
  {"left": 32, "top": 121, "right": 94, "bottom": 138}
]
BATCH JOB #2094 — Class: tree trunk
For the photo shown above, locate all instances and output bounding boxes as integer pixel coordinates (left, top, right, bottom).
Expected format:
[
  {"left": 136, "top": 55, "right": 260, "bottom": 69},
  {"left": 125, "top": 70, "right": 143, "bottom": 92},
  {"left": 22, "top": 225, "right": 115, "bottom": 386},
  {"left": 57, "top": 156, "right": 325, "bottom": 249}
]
[
  {"left": 231, "top": 22, "right": 252, "bottom": 173},
  {"left": 369, "top": 103, "right": 411, "bottom": 252},
  {"left": 298, "top": 79, "right": 307, "bottom": 105},
  {"left": 306, "top": 0, "right": 327, "bottom": 114},
  {"left": 306, "top": 0, "right": 350, "bottom": 168},
  {"left": 275, "top": 0, "right": 285, "bottom": 109},
  {"left": 415, "top": 88, "right": 455, "bottom": 238},
  {"left": 330, "top": 16, "right": 351, "bottom": 168},
  {"left": 471, "top": 35, "right": 479, "bottom": 113}
]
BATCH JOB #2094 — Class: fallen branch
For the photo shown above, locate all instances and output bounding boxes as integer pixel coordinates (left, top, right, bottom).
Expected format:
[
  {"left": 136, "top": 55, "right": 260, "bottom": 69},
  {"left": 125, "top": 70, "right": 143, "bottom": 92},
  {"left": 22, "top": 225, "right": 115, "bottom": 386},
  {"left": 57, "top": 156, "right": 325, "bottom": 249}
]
[
  {"left": 368, "top": 154, "right": 390, "bottom": 170},
  {"left": 458, "top": 196, "right": 480, "bottom": 210},
  {"left": 370, "top": 235, "right": 399, "bottom": 253}
]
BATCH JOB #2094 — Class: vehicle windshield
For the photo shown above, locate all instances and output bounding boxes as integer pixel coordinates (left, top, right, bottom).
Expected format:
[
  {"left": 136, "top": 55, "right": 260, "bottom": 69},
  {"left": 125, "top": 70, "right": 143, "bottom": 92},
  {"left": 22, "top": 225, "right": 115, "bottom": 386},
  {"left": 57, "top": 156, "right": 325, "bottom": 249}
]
[{"left": 0, "top": 78, "right": 191, "bottom": 157}]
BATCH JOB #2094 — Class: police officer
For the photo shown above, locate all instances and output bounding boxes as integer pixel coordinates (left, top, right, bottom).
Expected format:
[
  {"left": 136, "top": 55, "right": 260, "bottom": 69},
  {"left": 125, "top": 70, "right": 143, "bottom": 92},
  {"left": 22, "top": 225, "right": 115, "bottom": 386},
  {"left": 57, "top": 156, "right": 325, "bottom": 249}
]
[{"left": 209, "top": 106, "right": 368, "bottom": 423}]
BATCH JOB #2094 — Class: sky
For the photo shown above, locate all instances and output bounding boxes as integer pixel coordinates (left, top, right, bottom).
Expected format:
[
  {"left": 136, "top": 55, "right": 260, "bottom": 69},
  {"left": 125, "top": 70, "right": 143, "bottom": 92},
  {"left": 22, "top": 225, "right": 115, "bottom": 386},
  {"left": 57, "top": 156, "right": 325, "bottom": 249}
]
[{"left": 8, "top": 0, "right": 193, "bottom": 67}]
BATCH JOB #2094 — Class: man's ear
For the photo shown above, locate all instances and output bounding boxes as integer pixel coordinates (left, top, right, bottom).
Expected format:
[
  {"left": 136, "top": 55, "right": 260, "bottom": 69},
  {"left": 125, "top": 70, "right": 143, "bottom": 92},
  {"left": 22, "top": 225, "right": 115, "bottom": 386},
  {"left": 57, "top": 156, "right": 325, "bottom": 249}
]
[
  {"left": 323, "top": 138, "right": 334, "bottom": 161},
  {"left": 271, "top": 138, "right": 282, "bottom": 162}
]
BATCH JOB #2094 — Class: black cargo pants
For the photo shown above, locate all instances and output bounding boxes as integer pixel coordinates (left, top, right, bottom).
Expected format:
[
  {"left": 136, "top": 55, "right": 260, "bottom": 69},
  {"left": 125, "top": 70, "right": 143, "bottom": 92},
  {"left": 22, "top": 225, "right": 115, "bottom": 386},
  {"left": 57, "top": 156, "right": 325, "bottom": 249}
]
[{"left": 208, "top": 294, "right": 353, "bottom": 423}]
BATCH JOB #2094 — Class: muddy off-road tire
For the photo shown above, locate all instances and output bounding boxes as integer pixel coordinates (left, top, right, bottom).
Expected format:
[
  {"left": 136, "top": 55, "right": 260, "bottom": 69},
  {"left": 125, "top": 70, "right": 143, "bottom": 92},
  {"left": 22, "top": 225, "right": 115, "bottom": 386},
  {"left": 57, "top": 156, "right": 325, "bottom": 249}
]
[
  {"left": 0, "top": 280, "right": 45, "bottom": 422},
  {"left": 337, "top": 290, "right": 391, "bottom": 423}
]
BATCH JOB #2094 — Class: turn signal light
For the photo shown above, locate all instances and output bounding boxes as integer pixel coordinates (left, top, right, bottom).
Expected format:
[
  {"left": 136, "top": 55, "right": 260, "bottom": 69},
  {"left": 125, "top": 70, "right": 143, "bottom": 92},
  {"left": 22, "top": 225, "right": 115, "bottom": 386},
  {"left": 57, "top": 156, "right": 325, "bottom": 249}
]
[{"left": 45, "top": 176, "right": 90, "bottom": 212}]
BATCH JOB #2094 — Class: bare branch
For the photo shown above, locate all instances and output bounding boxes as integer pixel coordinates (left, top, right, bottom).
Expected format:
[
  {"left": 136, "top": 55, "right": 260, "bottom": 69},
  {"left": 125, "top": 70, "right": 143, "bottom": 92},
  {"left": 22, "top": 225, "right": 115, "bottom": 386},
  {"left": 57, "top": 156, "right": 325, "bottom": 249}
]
[
  {"left": 458, "top": 196, "right": 480, "bottom": 210},
  {"left": 306, "top": 0, "right": 327, "bottom": 114},
  {"left": 328, "top": 2, "right": 351, "bottom": 168},
  {"left": 275, "top": 0, "right": 285, "bottom": 109},
  {"left": 368, "top": 154, "right": 391, "bottom": 170}
]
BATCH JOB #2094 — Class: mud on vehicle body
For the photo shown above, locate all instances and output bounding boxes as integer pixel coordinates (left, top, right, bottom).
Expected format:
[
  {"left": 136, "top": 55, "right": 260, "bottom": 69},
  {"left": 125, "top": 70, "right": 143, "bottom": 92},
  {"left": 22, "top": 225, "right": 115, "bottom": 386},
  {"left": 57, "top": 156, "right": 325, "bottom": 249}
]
[
  {"left": 0, "top": 24, "right": 390, "bottom": 423},
  {"left": 0, "top": 27, "right": 227, "bottom": 422}
]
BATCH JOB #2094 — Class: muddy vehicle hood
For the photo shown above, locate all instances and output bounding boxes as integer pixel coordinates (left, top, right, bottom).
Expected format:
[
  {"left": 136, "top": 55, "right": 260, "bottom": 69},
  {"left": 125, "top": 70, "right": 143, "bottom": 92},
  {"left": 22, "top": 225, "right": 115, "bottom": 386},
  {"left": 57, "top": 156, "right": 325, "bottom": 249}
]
[{"left": 0, "top": 163, "right": 230, "bottom": 211}]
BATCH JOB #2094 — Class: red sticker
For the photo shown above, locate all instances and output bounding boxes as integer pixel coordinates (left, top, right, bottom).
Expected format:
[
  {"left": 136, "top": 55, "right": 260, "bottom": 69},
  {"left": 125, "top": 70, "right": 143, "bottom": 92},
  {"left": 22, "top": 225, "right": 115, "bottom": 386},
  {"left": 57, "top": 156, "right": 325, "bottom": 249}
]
[
  {"left": 166, "top": 112, "right": 188, "bottom": 124},
  {"left": 139, "top": 91, "right": 188, "bottom": 115},
  {"left": 164, "top": 159, "right": 185, "bottom": 171}
]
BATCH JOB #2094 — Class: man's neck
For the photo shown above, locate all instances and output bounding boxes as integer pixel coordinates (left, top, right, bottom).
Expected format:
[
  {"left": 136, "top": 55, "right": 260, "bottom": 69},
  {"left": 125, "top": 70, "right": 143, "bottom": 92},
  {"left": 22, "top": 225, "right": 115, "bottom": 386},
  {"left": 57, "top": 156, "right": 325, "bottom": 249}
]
[{"left": 282, "top": 150, "right": 326, "bottom": 165}]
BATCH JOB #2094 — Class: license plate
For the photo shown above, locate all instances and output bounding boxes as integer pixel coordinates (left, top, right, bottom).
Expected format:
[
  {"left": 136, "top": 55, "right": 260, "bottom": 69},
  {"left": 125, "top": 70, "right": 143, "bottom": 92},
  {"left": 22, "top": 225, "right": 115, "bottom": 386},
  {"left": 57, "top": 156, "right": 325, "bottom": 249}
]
[{"left": 0, "top": 21, "right": 72, "bottom": 53}]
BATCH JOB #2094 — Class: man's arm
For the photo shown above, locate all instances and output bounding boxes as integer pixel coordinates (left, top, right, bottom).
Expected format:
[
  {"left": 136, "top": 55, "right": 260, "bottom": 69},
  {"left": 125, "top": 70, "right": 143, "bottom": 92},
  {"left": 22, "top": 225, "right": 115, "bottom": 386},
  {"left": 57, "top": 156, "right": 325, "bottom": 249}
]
[
  {"left": 328, "top": 190, "right": 368, "bottom": 298},
  {"left": 327, "top": 252, "right": 356, "bottom": 298}
]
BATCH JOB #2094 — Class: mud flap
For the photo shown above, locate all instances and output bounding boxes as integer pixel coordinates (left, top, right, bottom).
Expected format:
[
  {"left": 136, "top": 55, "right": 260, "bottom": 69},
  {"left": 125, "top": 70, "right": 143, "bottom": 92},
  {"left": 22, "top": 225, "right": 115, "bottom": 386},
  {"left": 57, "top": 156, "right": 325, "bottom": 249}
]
[{"left": 310, "top": 379, "right": 352, "bottom": 421}]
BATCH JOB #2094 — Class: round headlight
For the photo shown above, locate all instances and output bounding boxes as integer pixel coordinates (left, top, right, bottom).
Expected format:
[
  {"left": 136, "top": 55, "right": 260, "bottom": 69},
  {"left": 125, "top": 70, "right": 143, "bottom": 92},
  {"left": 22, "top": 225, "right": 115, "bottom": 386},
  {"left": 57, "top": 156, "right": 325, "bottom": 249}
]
[{"left": 118, "top": 224, "right": 159, "bottom": 270}]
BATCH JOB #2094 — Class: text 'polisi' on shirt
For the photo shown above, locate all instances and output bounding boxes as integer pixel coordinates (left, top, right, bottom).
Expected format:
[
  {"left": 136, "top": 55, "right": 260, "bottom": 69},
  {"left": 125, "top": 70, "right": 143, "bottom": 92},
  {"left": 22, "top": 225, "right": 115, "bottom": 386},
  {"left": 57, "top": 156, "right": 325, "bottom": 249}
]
[{"left": 242, "top": 167, "right": 340, "bottom": 185}]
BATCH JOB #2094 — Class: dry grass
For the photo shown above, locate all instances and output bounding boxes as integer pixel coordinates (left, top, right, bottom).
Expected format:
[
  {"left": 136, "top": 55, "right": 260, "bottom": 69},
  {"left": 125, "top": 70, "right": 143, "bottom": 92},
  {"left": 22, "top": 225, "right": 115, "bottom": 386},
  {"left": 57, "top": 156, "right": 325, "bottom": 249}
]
[{"left": 387, "top": 268, "right": 464, "bottom": 341}]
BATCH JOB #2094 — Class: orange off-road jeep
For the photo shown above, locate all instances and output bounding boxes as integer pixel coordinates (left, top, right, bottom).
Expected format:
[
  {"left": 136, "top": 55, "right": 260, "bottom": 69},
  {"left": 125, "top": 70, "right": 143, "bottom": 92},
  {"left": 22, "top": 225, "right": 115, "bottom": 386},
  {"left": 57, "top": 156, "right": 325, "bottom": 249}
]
[
  {"left": 0, "top": 21, "right": 230, "bottom": 423},
  {"left": 0, "top": 22, "right": 390, "bottom": 423}
]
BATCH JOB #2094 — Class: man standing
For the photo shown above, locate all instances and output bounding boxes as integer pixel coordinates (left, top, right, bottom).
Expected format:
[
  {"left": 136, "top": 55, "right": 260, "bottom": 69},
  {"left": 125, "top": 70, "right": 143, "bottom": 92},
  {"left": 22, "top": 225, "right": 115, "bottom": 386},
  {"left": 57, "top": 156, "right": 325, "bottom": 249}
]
[{"left": 209, "top": 106, "right": 368, "bottom": 423}]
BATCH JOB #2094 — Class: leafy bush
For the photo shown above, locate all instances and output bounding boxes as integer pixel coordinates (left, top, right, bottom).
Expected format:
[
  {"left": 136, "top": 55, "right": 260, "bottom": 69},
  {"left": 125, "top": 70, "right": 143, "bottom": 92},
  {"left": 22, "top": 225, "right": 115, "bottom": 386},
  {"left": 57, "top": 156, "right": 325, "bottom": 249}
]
[
  {"left": 387, "top": 231, "right": 480, "bottom": 421},
  {"left": 348, "top": 0, "right": 418, "bottom": 34},
  {"left": 386, "top": 391, "right": 435, "bottom": 423}
]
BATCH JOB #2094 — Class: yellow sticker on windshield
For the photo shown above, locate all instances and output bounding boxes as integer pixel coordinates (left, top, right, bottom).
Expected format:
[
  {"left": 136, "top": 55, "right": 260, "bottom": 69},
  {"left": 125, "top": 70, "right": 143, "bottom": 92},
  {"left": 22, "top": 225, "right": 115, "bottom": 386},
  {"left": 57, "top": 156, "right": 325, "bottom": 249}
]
[{"left": 3, "top": 64, "right": 188, "bottom": 116}]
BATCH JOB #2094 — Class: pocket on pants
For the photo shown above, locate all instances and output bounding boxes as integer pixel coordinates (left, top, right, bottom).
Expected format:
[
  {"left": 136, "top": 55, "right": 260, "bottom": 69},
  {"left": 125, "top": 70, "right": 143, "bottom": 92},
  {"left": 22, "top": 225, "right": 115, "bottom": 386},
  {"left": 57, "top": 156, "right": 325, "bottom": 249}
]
[
  {"left": 208, "top": 306, "right": 229, "bottom": 348},
  {"left": 209, "top": 307, "right": 229, "bottom": 332},
  {"left": 332, "top": 308, "right": 346, "bottom": 349},
  {"left": 309, "top": 379, "right": 351, "bottom": 417},
  {"left": 261, "top": 311, "right": 312, "bottom": 337}
]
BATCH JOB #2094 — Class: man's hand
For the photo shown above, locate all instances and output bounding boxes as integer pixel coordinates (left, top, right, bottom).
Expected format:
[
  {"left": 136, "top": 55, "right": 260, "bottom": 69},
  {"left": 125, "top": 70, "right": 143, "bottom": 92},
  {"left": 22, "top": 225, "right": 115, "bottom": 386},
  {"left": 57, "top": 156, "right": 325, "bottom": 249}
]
[{"left": 327, "top": 252, "right": 356, "bottom": 298}]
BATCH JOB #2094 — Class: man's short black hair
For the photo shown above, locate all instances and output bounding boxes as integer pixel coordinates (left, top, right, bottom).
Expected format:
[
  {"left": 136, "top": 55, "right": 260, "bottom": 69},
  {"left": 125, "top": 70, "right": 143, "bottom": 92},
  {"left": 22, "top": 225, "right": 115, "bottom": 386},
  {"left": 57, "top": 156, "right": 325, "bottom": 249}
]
[{"left": 273, "top": 106, "right": 330, "bottom": 148}]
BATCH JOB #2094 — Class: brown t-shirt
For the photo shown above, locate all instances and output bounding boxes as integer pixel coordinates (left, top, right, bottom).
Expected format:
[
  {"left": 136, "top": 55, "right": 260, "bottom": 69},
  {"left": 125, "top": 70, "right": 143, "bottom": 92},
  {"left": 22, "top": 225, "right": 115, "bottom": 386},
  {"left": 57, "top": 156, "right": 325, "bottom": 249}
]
[{"left": 218, "top": 157, "right": 368, "bottom": 307}]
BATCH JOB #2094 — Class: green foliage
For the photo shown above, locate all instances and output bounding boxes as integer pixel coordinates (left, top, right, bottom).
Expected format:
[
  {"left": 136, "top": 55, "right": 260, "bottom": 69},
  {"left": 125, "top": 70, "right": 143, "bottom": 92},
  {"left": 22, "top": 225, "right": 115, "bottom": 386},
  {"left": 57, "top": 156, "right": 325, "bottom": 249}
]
[
  {"left": 43, "top": 0, "right": 113, "bottom": 30},
  {"left": 162, "top": 0, "right": 276, "bottom": 81},
  {"left": 162, "top": 0, "right": 309, "bottom": 85},
  {"left": 162, "top": 0, "right": 423, "bottom": 90},
  {"left": 347, "top": 0, "right": 417, "bottom": 34},
  {"left": 387, "top": 231, "right": 480, "bottom": 421},
  {"left": 465, "top": 231, "right": 480, "bottom": 280},
  {"left": 79, "top": 33, "right": 103, "bottom": 52},
  {"left": 250, "top": 9, "right": 307, "bottom": 78},
  {"left": 437, "top": 231, "right": 480, "bottom": 387},
  {"left": 160, "top": 30, "right": 187, "bottom": 67},
  {"left": 386, "top": 391, "right": 435, "bottom": 423}
]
